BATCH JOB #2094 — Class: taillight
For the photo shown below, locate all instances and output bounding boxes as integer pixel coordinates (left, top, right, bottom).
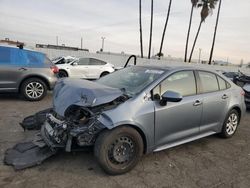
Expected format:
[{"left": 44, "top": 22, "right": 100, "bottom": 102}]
[
  {"left": 240, "top": 90, "right": 245, "bottom": 96},
  {"left": 50, "top": 65, "right": 59, "bottom": 74}
]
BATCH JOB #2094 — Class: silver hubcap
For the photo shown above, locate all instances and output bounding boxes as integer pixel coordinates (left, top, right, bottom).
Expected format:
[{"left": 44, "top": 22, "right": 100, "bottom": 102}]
[
  {"left": 25, "top": 82, "right": 44, "bottom": 99},
  {"left": 226, "top": 113, "right": 238, "bottom": 135}
]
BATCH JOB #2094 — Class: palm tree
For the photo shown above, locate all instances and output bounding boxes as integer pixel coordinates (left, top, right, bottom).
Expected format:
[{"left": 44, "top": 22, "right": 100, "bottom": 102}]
[
  {"left": 148, "top": 0, "right": 153, "bottom": 59},
  {"left": 184, "top": 0, "right": 199, "bottom": 62},
  {"left": 139, "top": 0, "right": 144, "bottom": 58},
  {"left": 157, "top": 0, "right": 172, "bottom": 59},
  {"left": 188, "top": 0, "right": 218, "bottom": 62},
  {"left": 208, "top": 0, "right": 222, "bottom": 64}
]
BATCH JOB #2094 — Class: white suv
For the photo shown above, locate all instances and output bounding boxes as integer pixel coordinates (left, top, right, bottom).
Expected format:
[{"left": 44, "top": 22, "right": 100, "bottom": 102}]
[{"left": 57, "top": 58, "right": 115, "bottom": 79}]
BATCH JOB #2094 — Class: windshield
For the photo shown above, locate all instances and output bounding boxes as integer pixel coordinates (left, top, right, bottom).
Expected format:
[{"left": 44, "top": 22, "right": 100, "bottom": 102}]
[{"left": 97, "top": 66, "right": 165, "bottom": 95}]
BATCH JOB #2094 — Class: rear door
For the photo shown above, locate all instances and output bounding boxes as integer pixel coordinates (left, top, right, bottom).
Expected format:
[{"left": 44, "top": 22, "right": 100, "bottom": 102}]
[
  {"left": 197, "top": 71, "right": 230, "bottom": 133},
  {"left": 70, "top": 58, "right": 90, "bottom": 78},
  {"left": 88, "top": 58, "right": 107, "bottom": 79}
]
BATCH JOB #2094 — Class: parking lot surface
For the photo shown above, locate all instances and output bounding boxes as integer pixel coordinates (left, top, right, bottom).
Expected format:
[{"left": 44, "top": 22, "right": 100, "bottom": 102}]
[{"left": 0, "top": 93, "right": 250, "bottom": 188}]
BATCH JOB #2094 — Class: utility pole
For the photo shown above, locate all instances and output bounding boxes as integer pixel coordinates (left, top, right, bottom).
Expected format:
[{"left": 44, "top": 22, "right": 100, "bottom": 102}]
[
  {"left": 56, "top": 36, "right": 58, "bottom": 46},
  {"left": 101, "top": 37, "right": 105, "bottom": 52},
  {"left": 198, "top": 48, "right": 202, "bottom": 64},
  {"left": 81, "top": 37, "right": 83, "bottom": 49}
]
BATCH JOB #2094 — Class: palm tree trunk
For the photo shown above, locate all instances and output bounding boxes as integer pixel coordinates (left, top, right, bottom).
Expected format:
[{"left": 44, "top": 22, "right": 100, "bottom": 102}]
[
  {"left": 148, "top": 0, "right": 153, "bottom": 59},
  {"left": 184, "top": 5, "right": 194, "bottom": 62},
  {"left": 208, "top": 0, "right": 222, "bottom": 64},
  {"left": 188, "top": 20, "right": 202, "bottom": 63},
  {"left": 139, "top": 0, "right": 144, "bottom": 58},
  {"left": 158, "top": 0, "right": 172, "bottom": 59}
]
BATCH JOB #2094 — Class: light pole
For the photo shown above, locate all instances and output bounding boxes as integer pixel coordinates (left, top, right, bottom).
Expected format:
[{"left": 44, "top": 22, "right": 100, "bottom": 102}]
[
  {"left": 198, "top": 48, "right": 202, "bottom": 64},
  {"left": 81, "top": 37, "right": 83, "bottom": 49},
  {"left": 101, "top": 37, "right": 105, "bottom": 52},
  {"left": 56, "top": 36, "right": 58, "bottom": 46}
]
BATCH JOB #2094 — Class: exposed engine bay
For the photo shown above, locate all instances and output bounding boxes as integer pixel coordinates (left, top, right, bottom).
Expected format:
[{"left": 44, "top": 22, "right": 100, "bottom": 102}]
[{"left": 4, "top": 78, "right": 129, "bottom": 170}]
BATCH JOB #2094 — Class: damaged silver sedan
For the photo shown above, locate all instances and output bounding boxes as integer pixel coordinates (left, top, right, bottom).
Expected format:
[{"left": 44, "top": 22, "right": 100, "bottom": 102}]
[{"left": 4, "top": 66, "right": 246, "bottom": 175}]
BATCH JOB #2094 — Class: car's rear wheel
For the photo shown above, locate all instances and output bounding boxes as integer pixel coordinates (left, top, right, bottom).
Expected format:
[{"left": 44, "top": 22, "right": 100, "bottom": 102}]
[
  {"left": 20, "top": 78, "right": 47, "bottom": 101},
  {"left": 94, "top": 126, "right": 143, "bottom": 175},
  {"left": 58, "top": 70, "right": 68, "bottom": 78},
  {"left": 220, "top": 109, "right": 239, "bottom": 138}
]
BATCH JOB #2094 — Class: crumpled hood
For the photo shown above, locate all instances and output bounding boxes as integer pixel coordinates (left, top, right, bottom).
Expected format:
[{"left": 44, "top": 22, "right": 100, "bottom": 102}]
[{"left": 53, "top": 78, "right": 123, "bottom": 117}]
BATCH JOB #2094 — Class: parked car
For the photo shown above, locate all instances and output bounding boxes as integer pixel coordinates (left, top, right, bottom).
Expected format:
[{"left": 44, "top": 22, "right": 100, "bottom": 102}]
[
  {"left": 5, "top": 66, "right": 246, "bottom": 174},
  {"left": 0, "top": 45, "right": 58, "bottom": 101},
  {"left": 56, "top": 57, "right": 115, "bottom": 79},
  {"left": 52, "top": 56, "right": 78, "bottom": 65},
  {"left": 222, "top": 71, "right": 240, "bottom": 81},
  {"left": 232, "top": 71, "right": 250, "bottom": 108}
]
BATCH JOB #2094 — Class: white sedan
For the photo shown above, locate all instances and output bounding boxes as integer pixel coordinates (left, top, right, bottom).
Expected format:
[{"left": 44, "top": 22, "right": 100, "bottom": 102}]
[{"left": 57, "top": 58, "right": 115, "bottom": 79}]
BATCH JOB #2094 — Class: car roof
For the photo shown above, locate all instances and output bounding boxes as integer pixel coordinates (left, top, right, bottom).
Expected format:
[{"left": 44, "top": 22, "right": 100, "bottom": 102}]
[
  {"left": 136, "top": 65, "right": 215, "bottom": 72},
  {"left": 0, "top": 45, "right": 44, "bottom": 54}
]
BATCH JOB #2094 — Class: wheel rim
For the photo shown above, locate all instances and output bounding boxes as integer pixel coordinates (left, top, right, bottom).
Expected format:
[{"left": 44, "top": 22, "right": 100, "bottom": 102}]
[
  {"left": 25, "top": 82, "right": 44, "bottom": 99},
  {"left": 108, "top": 136, "right": 135, "bottom": 165},
  {"left": 226, "top": 113, "right": 238, "bottom": 135}
]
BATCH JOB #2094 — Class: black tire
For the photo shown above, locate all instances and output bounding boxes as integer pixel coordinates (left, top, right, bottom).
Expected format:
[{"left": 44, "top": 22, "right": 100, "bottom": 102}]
[
  {"left": 219, "top": 109, "right": 239, "bottom": 138},
  {"left": 100, "top": 72, "right": 109, "bottom": 77},
  {"left": 94, "top": 126, "right": 143, "bottom": 175},
  {"left": 20, "top": 78, "right": 47, "bottom": 101},
  {"left": 58, "top": 70, "right": 68, "bottom": 78}
]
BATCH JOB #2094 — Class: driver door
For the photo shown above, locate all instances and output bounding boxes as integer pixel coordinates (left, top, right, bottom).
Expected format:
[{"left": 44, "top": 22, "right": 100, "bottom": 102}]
[{"left": 153, "top": 71, "right": 202, "bottom": 149}]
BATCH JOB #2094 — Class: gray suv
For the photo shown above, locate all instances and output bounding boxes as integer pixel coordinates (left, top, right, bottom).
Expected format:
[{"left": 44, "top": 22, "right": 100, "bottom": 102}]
[{"left": 0, "top": 46, "right": 58, "bottom": 101}]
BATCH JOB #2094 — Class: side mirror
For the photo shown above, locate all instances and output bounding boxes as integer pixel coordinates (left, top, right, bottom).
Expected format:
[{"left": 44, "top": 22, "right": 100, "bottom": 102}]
[
  {"left": 160, "top": 91, "right": 182, "bottom": 106},
  {"left": 72, "top": 62, "right": 78, "bottom": 66}
]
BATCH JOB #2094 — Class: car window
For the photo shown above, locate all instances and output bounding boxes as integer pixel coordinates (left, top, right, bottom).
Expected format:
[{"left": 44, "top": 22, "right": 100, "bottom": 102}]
[
  {"left": 198, "top": 71, "right": 219, "bottom": 93},
  {"left": 97, "top": 66, "right": 165, "bottom": 96},
  {"left": 153, "top": 71, "right": 196, "bottom": 98},
  {"left": 217, "top": 76, "right": 227, "bottom": 90},
  {"left": 22, "top": 50, "right": 45, "bottom": 65},
  {"left": 55, "top": 58, "right": 65, "bottom": 64},
  {"left": 90, "top": 58, "right": 106, "bottom": 65},
  {"left": 78, "top": 58, "right": 89, "bottom": 65},
  {"left": 0, "top": 47, "right": 11, "bottom": 64},
  {"left": 26, "top": 52, "right": 40, "bottom": 63}
]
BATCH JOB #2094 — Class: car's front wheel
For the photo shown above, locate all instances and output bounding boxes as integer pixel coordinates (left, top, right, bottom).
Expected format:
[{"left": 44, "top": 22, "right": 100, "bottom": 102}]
[
  {"left": 220, "top": 109, "right": 240, "bottom": 138},
  {"left": 94, "top": 126, "right": 143, "bottom": 175},
  {"left": 20, "top": 78, "right": 47, "bottom": 101}
]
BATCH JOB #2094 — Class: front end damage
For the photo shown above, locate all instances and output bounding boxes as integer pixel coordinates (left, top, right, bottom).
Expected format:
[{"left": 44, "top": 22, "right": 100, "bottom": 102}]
[
  {"left": 40, "top": 106, "right": 107, "bottom": 152},
  {"left": 4, "top": 79, "right": 129, "bottom": 170}
]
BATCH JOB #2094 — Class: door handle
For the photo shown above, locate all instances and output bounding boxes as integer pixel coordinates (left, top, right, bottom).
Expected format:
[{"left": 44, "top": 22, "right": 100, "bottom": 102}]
[
  {"left": 222, "top": 94, "right": 228, "bottom": 99},
  {"left": 18, "top": 67, "right": 27, "bottom": 71},
  {"left": 193, "top": 100, "right": 202, "bottom": 106}
]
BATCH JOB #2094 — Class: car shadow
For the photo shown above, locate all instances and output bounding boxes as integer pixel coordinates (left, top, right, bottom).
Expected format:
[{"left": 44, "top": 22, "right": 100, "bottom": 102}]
[
  {"left": 0, "top": 93, "right": 23, "bottom": 101},
  {"left": 0, "top": 92, "right": 53, "bottom": 101}
]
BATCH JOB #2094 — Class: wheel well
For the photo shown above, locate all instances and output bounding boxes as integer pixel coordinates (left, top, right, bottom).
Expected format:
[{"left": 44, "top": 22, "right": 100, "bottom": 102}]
[
  {"left": 19, "top": 76, "right": 50, "bottom": 92},
  {"left": 232, "top": 106, "right": 242, "bottom": 122},
  {"left": 100, "top": 71, "right": 109, "bottom": 77},
  {"left": 124, "top": 125, "right": 147, "bottom": 154},
  {"left": 59, "top": 69, "right": 68, "bottom": 76}
]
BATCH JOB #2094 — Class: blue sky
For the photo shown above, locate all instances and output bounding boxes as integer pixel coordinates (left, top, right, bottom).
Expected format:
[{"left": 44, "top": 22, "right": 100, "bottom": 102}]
[{"left": 0, "top": 0, "right": 250, "bottom": 64}]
